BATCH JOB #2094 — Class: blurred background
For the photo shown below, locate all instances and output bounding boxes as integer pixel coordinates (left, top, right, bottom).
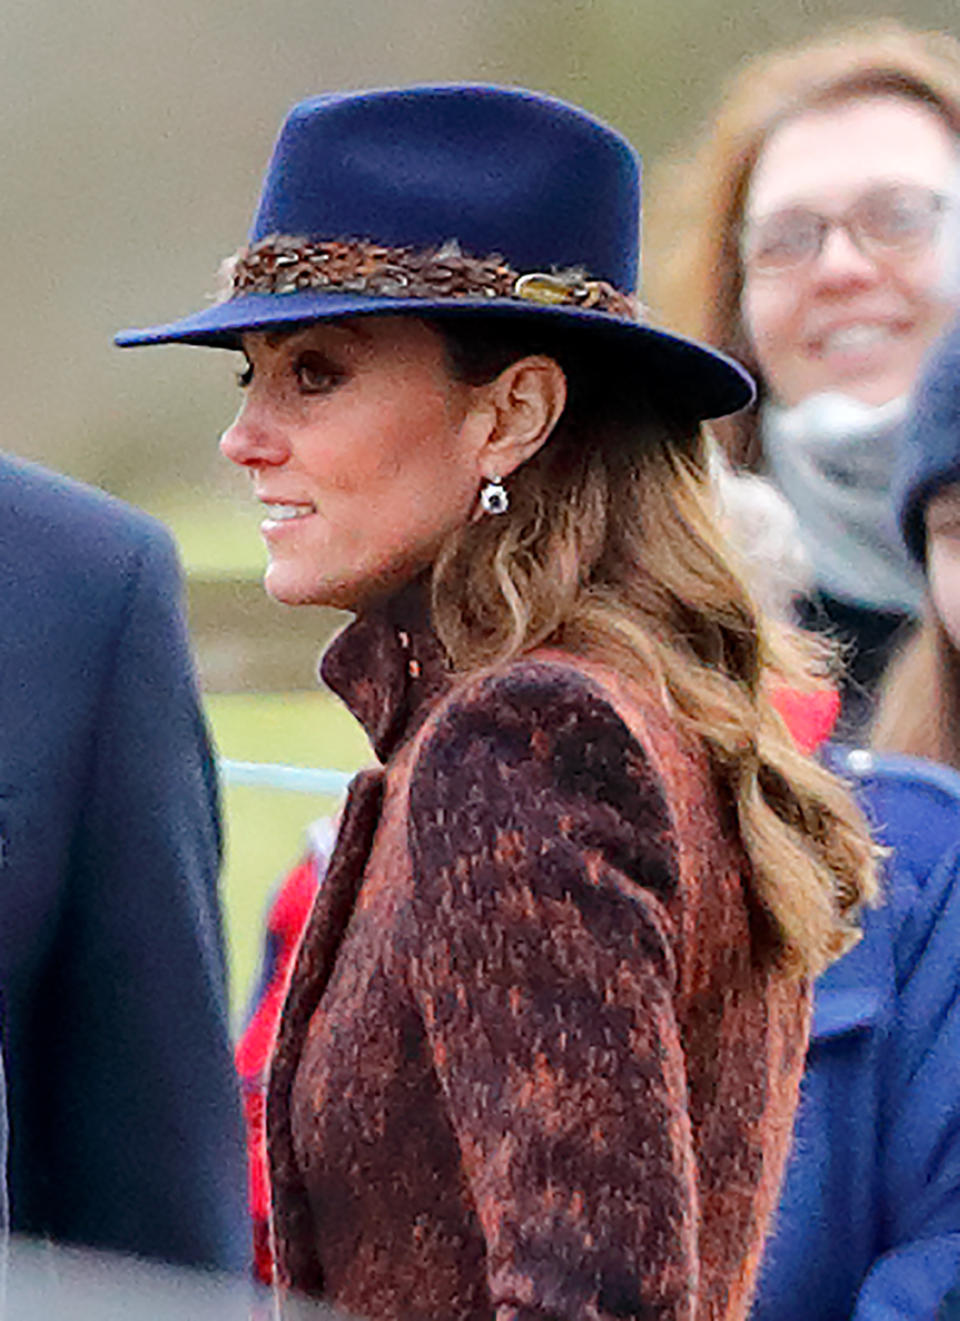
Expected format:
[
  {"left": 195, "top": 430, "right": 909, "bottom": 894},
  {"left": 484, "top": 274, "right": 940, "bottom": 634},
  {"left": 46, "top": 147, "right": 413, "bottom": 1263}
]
[{"left": 4, "top": 0, "right": 957, "bottom": 1015}]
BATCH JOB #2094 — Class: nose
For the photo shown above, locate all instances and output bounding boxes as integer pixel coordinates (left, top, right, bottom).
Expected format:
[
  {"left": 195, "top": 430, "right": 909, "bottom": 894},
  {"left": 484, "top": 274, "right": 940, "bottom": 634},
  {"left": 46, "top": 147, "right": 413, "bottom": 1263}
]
[
  {"left": 219, "top": 398, "right": 289, "bottom": 469},
  {"left": 812, "top": 224, "right": 879, "bottom": 284}
]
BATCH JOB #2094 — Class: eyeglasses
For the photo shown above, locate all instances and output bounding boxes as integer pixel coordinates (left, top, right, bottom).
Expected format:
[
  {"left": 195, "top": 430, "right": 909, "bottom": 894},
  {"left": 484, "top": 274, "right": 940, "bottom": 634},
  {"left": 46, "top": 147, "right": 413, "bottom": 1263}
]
[{"left": 740, "top": 183, "right": 952, "bottom": 277}]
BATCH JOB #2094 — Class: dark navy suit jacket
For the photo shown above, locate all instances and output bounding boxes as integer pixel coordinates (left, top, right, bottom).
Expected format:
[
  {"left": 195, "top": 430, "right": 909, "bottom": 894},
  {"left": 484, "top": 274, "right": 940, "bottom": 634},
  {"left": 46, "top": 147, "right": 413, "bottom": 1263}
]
[{"left": 0, "top": 453, "right": 248, "bottom": 1269}]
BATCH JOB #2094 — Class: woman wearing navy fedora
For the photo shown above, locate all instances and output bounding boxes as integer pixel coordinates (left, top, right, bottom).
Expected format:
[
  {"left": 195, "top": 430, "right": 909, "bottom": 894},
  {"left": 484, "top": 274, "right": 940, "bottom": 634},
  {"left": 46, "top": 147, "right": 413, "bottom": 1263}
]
[{"left": 118, "top": 86, "right": 876, "bottom": 1321}]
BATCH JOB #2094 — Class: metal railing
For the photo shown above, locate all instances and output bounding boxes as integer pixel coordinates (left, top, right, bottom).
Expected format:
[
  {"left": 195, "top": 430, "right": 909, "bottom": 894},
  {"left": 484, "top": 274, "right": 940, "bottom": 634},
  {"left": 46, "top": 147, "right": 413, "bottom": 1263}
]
[{"left": 220, "top": 759, "right": 353, "bottom": 796}]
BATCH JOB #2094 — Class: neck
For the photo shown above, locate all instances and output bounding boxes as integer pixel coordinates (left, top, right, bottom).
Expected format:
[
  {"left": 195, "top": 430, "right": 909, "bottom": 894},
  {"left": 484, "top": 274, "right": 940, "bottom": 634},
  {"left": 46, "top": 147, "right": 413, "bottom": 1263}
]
[{"left": 320, "top": 578, "right": 452, "bottom": 762}]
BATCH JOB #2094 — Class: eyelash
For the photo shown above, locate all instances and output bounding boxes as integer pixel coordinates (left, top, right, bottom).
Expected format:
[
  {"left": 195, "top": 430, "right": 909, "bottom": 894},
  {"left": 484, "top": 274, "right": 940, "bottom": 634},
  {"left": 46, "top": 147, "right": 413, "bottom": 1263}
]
[
  {"left": 294, "top": 355, "right": 341, "bottom": 394},
  {"left": 234, "top": 353, "right": 343, "bottom": 393}
]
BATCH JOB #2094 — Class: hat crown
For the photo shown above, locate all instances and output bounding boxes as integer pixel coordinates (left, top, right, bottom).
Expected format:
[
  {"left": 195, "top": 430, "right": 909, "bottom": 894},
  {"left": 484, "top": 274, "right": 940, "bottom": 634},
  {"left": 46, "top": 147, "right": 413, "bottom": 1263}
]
[
  {"left": 896, "top": 317, "right": 960, "bottom": 563},
  {"left": 249, "top": 85, "right": 640, "bottom": 291},
  {"left": 116, "top": 83, "right": 754, "bottom": 425}
]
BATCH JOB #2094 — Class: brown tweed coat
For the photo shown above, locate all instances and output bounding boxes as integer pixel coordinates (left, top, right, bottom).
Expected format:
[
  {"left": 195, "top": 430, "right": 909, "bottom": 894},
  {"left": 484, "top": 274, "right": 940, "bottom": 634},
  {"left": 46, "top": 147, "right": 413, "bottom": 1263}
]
[{"left": 266, "top": 587, "right": 811, "bottom": 1321}]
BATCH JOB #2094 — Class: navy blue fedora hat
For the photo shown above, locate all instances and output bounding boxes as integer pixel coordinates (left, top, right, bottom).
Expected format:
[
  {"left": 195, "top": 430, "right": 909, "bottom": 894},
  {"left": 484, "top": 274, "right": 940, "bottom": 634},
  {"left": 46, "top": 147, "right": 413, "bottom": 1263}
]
[{"left": 116, "top": 83, "right": 754, "bottom": 421}]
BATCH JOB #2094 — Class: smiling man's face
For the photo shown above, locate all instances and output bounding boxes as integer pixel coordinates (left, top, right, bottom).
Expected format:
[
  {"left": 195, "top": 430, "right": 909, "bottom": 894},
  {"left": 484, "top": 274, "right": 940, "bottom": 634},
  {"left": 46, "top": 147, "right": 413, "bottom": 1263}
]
[{"left": 740, "top": 95, "right": 959, "bottom": 408}]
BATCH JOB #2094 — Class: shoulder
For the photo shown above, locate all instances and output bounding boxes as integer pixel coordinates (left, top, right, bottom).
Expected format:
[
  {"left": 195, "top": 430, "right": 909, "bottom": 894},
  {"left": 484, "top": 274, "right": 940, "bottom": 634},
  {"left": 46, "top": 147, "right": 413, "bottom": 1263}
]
[
  {"left": 826, "top": 745, "right": 960, "bottom": 882},
  {"left": 825, "top": 746, "right": 960, "bottom": 979},
  {"left": 0, "top": 453, "right": 180, "bottom": 598},
  {"left": 409, "top": 656, "right": 678, "bottom": 899},
  {"left": 417, "top": 655, "right": 651, "bottom": 789},
  {"left": 0, "top": 453, "right": 176, "bottom": 565}
]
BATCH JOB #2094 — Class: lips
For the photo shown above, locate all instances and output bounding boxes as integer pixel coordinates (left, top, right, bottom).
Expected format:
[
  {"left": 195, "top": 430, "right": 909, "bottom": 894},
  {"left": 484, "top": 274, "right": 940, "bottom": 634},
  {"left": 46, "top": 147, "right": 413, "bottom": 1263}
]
[
  {"left": 259, "top": 499, "right": 318, "bottom": 522},
  {"left": 261, "top": 502, "right": 317, "bottom": 520},
  {"left": 258, "top": 500, "right": 319, "bottom": 540},
  {"left": 810, "top": 320, "right": 907, "bottom": 358}
]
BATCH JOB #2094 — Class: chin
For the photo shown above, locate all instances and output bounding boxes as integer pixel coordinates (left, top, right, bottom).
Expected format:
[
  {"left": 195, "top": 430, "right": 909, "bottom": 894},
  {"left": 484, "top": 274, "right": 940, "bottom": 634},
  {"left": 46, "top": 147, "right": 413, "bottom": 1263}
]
[
  {"left": 264, "top": 566, "right": 386, "bottom": 613},
  {"left": 841, "top": 377, "right": 913, "bottom": 407},
  {"left": 264, "top": 565, "right": 341, "bottom": 609},
  {"left": 263, "top": 554, "right": 432, "bottom": 612}
]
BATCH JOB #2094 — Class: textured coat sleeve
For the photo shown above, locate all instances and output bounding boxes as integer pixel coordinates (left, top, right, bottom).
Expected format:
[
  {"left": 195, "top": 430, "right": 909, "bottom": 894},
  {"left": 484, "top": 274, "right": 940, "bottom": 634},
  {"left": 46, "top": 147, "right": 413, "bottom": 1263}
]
[
  {"left": 852, "top": 842, "right": 960, "bottom": 1320},
  {"left": 20, "top": 521, "right": 249, "bottom": 1270},
  {"left": 406, "top": 664, "right": 698, "bottom": 1321}
]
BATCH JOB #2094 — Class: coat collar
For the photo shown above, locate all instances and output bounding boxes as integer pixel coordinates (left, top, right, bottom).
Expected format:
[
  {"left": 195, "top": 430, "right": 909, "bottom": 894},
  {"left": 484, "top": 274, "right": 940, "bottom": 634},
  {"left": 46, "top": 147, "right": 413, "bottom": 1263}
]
[{"left": 319, "top": 579, "right": 452, "bottom": 762}]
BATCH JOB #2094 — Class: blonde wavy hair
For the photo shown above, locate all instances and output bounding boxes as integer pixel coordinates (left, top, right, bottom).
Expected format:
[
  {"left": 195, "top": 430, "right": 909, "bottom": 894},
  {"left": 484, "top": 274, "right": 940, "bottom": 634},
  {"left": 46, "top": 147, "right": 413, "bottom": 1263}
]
[
  {"left": 426, "top": 319, "right": 877, "bottom": 980},
  {"left": 644, "top": 20, "right": 960, "bottom": 466}
]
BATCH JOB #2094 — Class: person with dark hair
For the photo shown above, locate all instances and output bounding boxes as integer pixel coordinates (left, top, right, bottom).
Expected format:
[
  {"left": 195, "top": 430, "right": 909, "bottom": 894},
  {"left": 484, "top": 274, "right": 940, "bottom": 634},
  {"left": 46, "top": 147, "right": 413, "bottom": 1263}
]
[
  {"left": 647, "top": 21, "right": 960, "bottom": 734},
  {"left": 118, "top": 85, "right": 876, "bottom": 1320},
  {"left": 0, "top": 453, "right": 248, "bottom": 1269}
]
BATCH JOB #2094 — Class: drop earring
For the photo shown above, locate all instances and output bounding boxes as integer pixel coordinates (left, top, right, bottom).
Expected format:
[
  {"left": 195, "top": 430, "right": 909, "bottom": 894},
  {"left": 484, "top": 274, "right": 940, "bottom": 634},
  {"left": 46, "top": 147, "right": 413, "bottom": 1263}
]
[{"left": 479, "top": 475, "right": 509, "bottom": 516}]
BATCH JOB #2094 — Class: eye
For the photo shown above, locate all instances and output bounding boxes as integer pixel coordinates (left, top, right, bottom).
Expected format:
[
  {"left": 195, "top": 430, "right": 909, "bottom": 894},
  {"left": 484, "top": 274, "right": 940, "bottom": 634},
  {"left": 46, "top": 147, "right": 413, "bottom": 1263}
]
[
  {"left": 294, "top": 351, "right": 342, "bottom": 394},
  {"left": 235, "top": 357, "right": 253, "bottom": 389},
  {"left": 857, "top": 185, "right": 945, "bottom": 250},
  {"left": 743, "top": 209, "right": 823, "bottom": 273}
]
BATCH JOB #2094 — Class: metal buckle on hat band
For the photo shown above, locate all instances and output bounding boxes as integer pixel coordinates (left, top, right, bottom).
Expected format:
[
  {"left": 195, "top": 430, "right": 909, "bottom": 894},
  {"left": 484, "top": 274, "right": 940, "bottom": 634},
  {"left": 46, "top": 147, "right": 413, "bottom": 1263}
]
[{"left": 217, "top": 235, "right": 640, "bottom": 320}]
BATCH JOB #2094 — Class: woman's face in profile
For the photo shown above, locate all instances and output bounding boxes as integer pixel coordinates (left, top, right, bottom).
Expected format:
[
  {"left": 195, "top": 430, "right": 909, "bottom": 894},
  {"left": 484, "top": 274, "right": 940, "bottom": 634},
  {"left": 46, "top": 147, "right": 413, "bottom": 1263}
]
[
  {"left": 220, "top": 317, "right": 485, "bottom": 610},
  {"left": 740, "top": 95, "right": 959, "bottom": 409},
  {"left": 927, "top": 482, "right": 960, "bottom": 650}
]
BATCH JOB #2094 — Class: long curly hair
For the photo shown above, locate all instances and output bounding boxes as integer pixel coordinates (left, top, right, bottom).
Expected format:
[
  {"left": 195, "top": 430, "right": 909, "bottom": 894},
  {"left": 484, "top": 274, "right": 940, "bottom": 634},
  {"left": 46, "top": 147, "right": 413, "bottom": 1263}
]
[
  {"left": 426, "top": 317, "right": 877, "bottom": 979},
  {"left": 644, "top": 20, "right": 960, "bottom": 467}
]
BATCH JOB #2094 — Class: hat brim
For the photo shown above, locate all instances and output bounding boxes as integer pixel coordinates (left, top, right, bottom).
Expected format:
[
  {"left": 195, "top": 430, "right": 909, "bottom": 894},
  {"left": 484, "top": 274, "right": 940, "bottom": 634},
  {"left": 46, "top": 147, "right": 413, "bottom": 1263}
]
[{"left": 115, "top": 290, "right": 755, "bottom": 422}]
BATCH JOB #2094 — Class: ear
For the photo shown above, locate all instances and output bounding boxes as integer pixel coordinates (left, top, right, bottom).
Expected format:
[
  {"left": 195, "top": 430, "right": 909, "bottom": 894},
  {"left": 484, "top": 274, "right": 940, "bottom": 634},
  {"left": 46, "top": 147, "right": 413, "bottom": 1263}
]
[{"left": 473, "top": 355, "right": 567, "bottom": 480}]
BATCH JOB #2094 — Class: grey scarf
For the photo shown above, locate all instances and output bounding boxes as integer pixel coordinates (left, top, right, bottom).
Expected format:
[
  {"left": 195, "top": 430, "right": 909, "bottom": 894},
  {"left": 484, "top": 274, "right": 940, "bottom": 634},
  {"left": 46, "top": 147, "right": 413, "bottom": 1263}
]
[{"left": 763, "top": 393, "right": 924, "bottom": 615}]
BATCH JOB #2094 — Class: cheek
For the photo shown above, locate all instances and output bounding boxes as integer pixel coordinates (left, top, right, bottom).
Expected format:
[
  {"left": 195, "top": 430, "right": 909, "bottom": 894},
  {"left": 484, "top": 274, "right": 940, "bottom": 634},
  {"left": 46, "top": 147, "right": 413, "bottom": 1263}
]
[
  {"left": 324, "top": 394, "right": 478, "bottom": 548},
  {"left": 299, "top": 399, "right": 439, "bottom": 498},
  {"left": 741, "top": 279, "right": 793, "bottom": 361},
  {"left": 376, "top": 392, "right": 477, "bottom": 496},
  {"left": 901, "top": 254, "right": 958, "bottom": 335},
  {"left": 928, "top": 538, "right": 960, "bottom": 650}
]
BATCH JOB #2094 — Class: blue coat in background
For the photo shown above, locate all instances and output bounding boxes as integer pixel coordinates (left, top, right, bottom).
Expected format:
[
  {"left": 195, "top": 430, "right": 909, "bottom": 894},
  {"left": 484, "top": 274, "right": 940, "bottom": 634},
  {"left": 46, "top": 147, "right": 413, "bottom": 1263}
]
[
  {"left": 754, "top": 747, "right": 960, "bottom": 1320},
  {"left": 0, "top": 453, "right": 248, "bottom": 1270}
]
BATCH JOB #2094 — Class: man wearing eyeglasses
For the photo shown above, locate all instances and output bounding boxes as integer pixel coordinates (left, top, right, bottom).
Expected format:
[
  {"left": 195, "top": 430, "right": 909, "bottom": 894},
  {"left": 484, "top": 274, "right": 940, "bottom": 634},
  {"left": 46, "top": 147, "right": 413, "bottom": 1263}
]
[
  {"left": 738, "top": 92, "right": 960, "bottom": 733},
  {"left": 741, "top": 98, "right": 957, "bottom": 418}
]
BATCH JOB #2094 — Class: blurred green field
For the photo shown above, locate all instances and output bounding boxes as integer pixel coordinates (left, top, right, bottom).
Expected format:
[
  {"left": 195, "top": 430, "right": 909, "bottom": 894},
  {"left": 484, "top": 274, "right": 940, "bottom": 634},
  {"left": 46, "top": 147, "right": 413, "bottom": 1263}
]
[
  {"left": 204, "top": 689, "right": 373, "bottom": 1023},
  {"left": 151, "top": 489, "right": 267, "bottom": 580}
]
